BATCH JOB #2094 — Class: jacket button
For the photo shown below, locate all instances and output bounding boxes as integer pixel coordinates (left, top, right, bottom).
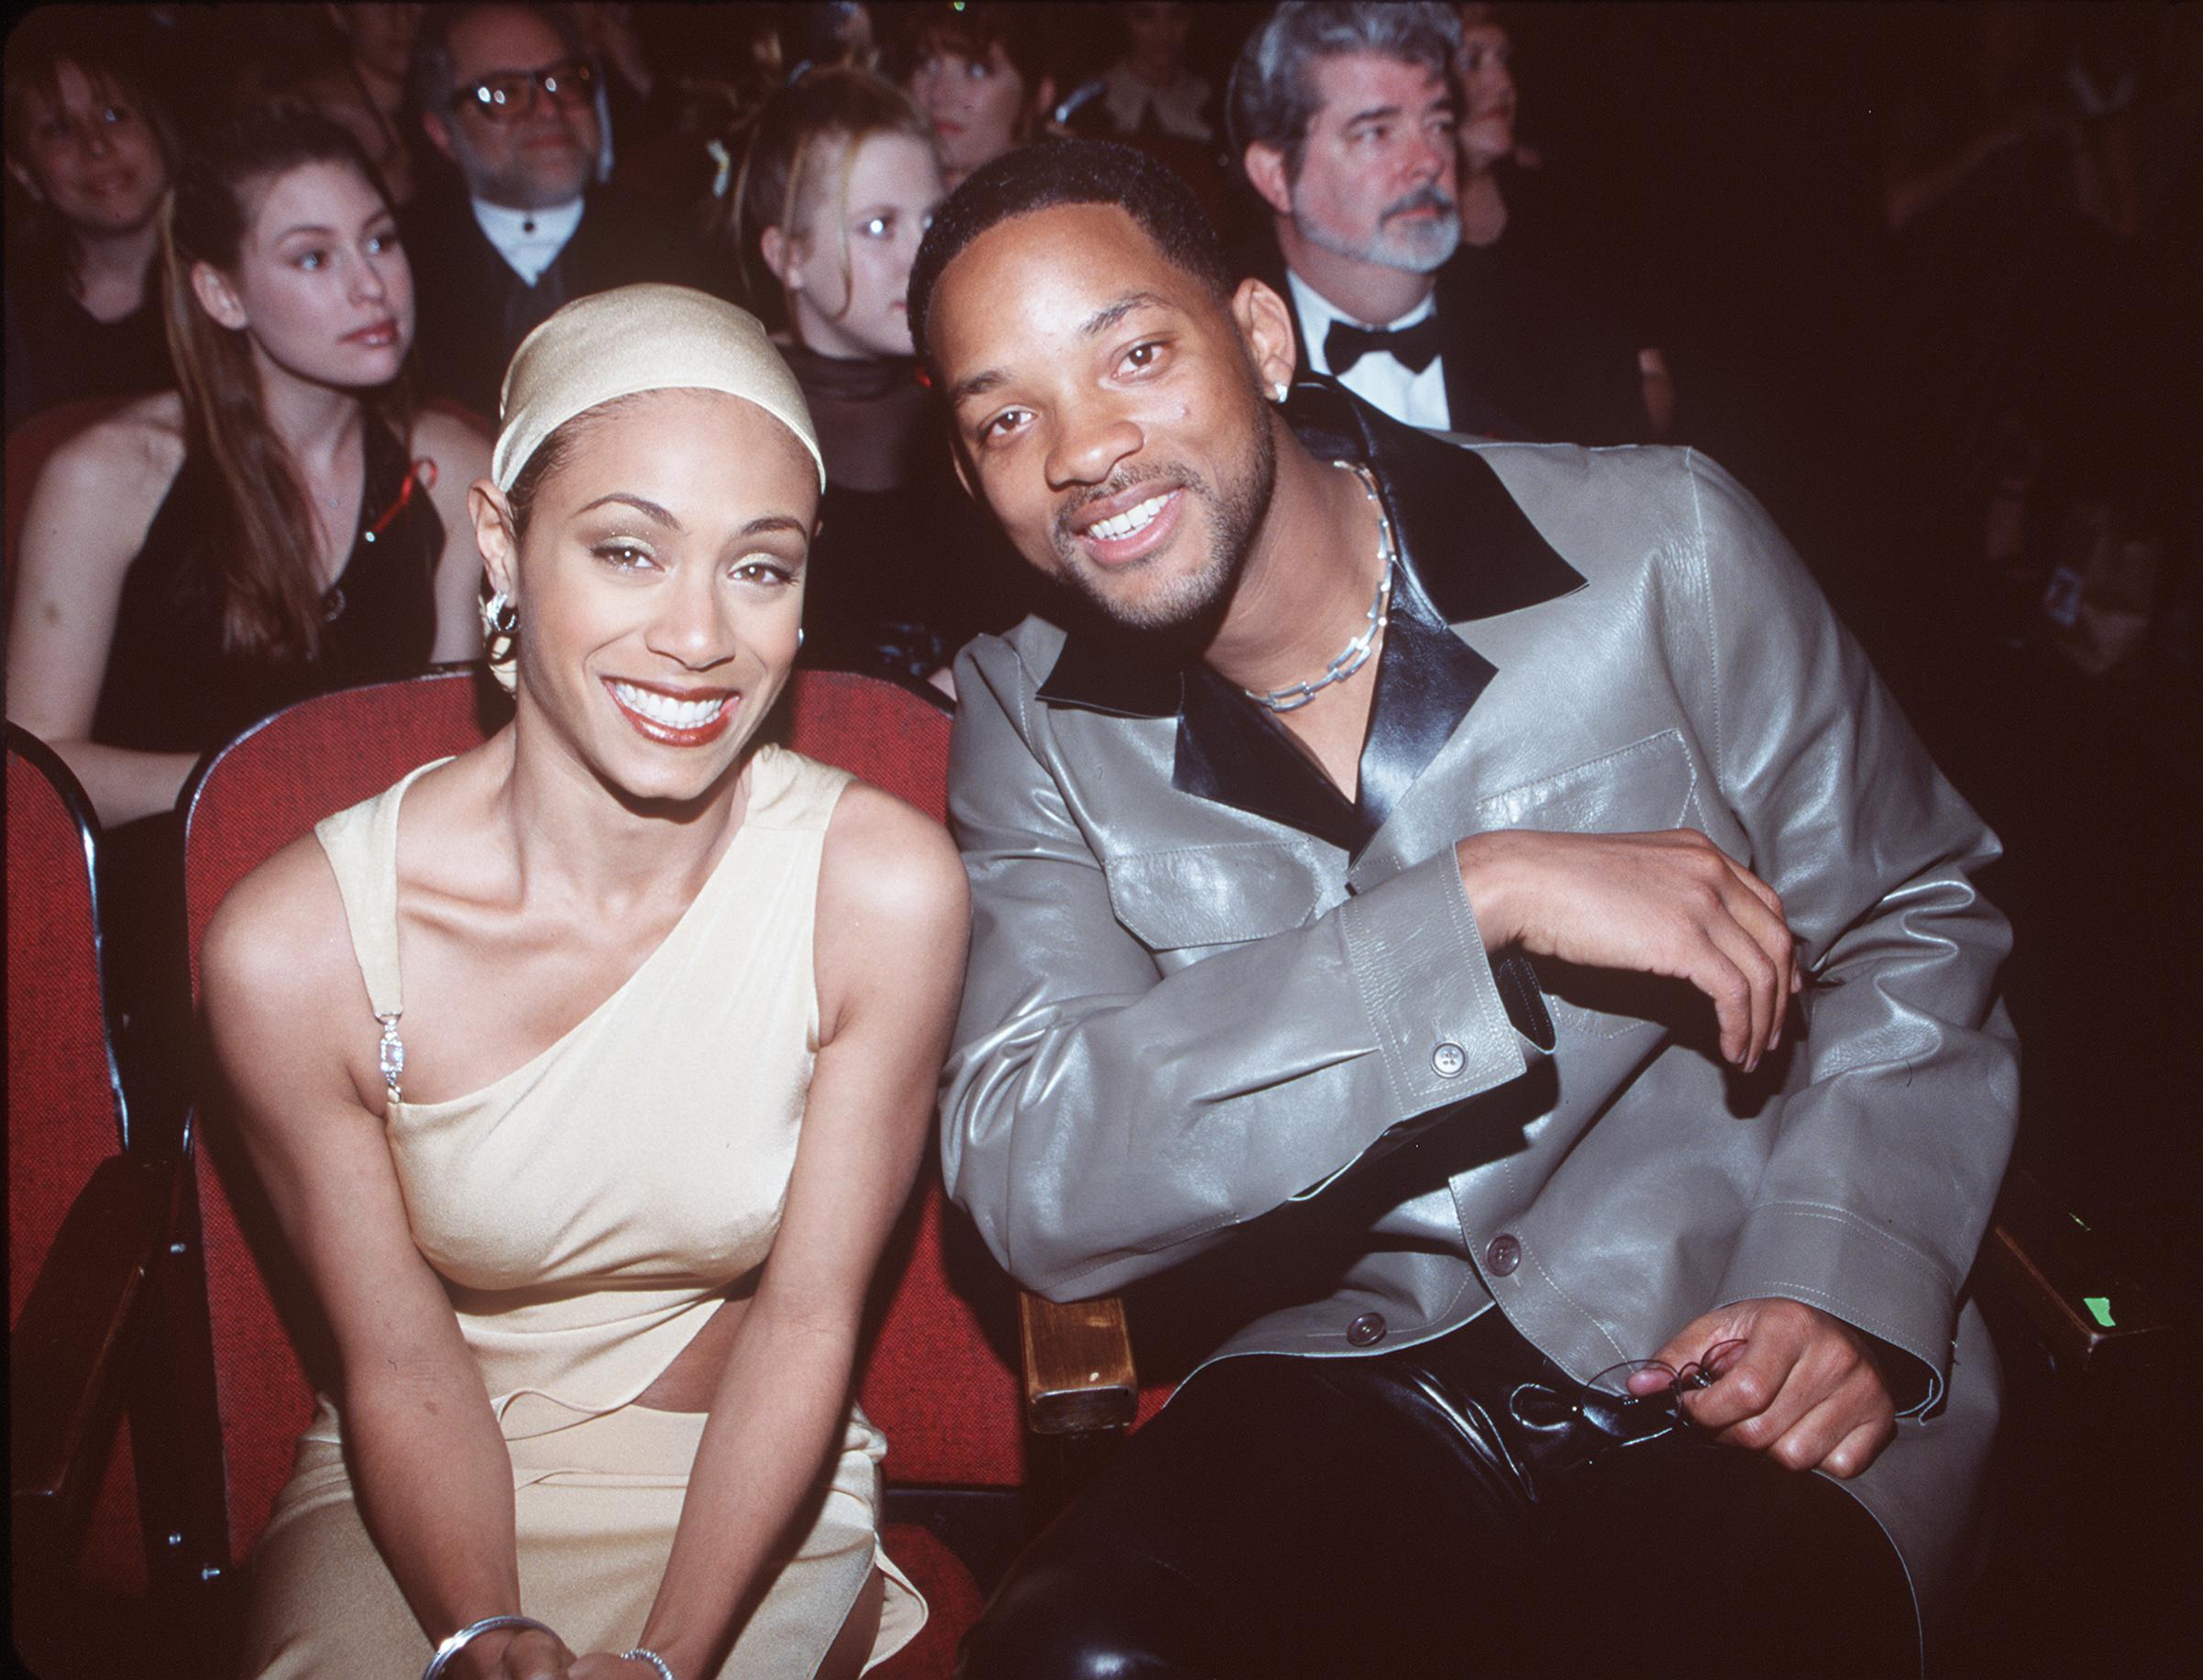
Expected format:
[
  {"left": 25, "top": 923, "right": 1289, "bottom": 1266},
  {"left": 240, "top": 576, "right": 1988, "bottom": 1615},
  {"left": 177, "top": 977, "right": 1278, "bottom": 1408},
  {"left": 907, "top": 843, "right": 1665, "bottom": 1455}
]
[
  {"left": 1484, "top": 1234, "right": 1522, "bottom": 1277},
  {"left": 1431, "top": 1041, "right": 1467, "bottom": 1077},
  {"left": 1346, "top": 1312, "right": 1387, "bottom": 1346}
]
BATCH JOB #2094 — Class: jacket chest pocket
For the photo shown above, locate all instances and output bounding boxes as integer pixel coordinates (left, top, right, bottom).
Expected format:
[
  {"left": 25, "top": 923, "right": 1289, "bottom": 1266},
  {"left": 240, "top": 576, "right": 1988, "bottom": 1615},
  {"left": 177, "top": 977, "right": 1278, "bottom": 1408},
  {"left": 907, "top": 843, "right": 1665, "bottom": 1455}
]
[
  {"left": 1103, "top": 840, "right": 1335, "bottom": 956},
  {"left": 1472, "top": 730, "right": 1706, "bottom": 839},
  {"left": 1472, "top": 730, "right": 1713, "bottom": 1039}
]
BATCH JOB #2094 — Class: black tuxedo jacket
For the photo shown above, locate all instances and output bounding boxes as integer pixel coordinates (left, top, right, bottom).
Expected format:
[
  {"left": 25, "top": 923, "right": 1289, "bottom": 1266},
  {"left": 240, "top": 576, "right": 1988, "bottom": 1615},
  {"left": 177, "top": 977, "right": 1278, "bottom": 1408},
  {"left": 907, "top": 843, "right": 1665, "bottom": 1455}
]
[
  {"left": 1238, "top": 233, "right": 1648, "bottom": 446},
  {"left": 401, "top": 183, "right": 710, "bottom": 421}
]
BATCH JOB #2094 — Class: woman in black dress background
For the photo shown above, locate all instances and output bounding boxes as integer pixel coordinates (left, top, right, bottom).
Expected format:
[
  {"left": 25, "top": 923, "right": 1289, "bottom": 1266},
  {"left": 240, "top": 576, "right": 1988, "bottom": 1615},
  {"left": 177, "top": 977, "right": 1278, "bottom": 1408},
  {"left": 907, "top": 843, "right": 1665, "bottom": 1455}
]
[{"left": 3, "top": 12, "right": 180, "bottom": 432}]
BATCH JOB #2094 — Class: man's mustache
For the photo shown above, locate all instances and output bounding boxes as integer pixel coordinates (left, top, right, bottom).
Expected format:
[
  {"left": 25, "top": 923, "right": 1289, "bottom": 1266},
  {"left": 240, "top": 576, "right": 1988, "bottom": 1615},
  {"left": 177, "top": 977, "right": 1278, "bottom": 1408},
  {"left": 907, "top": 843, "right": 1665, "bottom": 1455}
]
[{"left": 1380, "top": 183, "right": 1459, "bottom": 224}]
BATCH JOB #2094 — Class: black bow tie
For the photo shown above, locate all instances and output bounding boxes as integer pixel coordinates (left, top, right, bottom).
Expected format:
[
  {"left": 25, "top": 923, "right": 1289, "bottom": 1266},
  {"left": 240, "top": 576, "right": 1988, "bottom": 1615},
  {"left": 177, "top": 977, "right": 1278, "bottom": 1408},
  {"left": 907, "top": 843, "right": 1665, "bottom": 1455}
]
[{"left": 1324, "top": 313, "right": 1444, "bottom": 376}]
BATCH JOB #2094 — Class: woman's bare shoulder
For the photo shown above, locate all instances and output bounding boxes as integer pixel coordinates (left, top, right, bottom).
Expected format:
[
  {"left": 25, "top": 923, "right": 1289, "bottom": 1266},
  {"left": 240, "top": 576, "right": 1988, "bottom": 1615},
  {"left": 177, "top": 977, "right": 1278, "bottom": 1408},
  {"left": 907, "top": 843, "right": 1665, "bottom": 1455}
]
[
  {"left": 56, "top": 390, "right": 185, "bottom": 475},
  {"left": 407, "top": 402, "right": 492, "bottom": 468},
  {"left": 35, "top": 392, "right": 186, "bottom": 518},
  {"left": 201, "top": 828, "right": 365, "bottom": 1034},
  {"left": 817, "top": 779, "right": 967, "bottom": 939}
]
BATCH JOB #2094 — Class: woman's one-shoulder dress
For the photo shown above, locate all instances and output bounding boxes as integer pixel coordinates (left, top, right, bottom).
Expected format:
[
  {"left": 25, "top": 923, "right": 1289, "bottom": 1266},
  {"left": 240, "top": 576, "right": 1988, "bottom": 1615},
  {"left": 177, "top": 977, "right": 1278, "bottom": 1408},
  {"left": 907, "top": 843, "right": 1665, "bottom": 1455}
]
[{"left": 239, "top": 744, "right": 926, "bottom": 1677}]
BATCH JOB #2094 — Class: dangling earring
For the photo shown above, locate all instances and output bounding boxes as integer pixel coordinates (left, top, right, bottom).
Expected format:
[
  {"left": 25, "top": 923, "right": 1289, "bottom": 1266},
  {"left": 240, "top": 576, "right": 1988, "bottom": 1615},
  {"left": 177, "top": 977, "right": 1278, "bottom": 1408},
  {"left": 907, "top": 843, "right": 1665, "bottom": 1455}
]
[
  {"left": 481, "top": 589, "right": 520, "bottom": 696},
  {"left": 796, "top": 626, "right": 806, "bottom": 651}
]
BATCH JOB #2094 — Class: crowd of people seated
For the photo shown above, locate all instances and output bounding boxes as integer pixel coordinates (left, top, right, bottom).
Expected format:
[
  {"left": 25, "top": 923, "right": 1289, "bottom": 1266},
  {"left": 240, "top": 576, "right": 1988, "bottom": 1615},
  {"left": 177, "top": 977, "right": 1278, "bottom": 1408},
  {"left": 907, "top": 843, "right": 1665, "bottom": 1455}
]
[{"left": 3, "top": 5, "right": 2194, "bottom": 1678}]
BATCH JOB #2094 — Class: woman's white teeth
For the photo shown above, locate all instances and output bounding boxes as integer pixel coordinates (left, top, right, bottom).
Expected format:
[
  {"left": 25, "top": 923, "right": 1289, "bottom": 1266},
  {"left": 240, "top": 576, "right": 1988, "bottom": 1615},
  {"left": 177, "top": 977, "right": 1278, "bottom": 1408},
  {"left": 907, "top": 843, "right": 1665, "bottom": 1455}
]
[
  {"left": 611, "top": 681, "right": 726, "bottom": 728},
  {"left": 1090, "top": 491, "right": 1170, "bottom": 542}
]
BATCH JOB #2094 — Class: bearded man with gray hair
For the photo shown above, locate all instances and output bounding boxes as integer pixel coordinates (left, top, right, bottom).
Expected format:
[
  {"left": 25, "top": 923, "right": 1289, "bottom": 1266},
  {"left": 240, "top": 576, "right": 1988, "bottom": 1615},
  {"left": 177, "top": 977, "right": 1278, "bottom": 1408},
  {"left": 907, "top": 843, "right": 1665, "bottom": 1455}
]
[{"left": 1231, "top": 0, "right": 1647, "bottom": 444}]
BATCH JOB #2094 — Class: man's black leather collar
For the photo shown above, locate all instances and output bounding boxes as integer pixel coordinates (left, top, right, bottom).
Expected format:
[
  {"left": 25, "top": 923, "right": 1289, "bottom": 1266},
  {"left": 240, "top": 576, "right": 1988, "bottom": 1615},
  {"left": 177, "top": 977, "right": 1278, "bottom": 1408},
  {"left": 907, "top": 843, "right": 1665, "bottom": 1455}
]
[{"left": 1037, "top": 377, "right": 1585, "bottom": 723}]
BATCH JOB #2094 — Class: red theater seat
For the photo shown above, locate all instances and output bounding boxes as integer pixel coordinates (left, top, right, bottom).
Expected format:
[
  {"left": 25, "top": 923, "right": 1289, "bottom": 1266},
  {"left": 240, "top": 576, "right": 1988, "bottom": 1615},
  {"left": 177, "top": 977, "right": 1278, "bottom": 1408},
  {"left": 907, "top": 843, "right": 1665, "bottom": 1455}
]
[{"left": 6, "top": 727, "right": 170, "bottom": 1675}]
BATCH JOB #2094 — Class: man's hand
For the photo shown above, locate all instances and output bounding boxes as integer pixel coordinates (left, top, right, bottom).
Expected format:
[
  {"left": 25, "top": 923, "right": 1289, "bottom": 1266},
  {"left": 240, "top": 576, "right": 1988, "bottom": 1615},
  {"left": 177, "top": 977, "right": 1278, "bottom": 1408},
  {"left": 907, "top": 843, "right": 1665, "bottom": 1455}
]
[
  {"left": 1455, "top": 829, "right": 1802, "bottom": 1069},
  {"left": 1632, "top": 1298, "right": 1898, "bottom": 1480}
]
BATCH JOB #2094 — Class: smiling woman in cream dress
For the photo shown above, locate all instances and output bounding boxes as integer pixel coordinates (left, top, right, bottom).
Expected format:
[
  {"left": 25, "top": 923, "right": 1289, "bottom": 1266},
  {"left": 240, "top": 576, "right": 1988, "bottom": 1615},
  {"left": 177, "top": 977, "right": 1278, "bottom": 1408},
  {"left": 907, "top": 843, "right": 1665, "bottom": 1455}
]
[{"left": 203, "top": 283, "right": 966, "bottom": 1680}]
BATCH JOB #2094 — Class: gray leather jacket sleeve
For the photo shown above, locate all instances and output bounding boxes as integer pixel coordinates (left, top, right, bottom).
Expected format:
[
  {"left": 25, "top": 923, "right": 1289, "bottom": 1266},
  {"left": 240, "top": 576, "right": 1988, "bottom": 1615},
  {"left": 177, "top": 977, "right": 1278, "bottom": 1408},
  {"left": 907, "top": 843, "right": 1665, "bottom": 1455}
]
[
  {"left": 1665, "top": 452, "right": 2017, "bottom": 1395},
  {"left": 939, "top": 652, "right": 1528, "bottom": 1301}
]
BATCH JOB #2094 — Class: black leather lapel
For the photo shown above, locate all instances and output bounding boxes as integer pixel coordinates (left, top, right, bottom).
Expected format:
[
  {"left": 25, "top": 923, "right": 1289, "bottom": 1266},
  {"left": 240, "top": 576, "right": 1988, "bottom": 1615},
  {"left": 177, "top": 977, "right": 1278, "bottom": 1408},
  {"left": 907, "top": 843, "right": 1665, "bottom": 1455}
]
[
  {"left": 1283, "top": 379, "right": 1585, "bottom": 624},
  {"left": 1356, "top": 576, "right": 1496, "bottom": 836},
  {"left": 1173, "top": 663, "right": 1364, "bottom": 853},
  {"left": 1167, "top": 575, "right": 1493, "bottom": 860},
  {"left": 1037, "top": 619, "right": 1184, "bottom": 718}
]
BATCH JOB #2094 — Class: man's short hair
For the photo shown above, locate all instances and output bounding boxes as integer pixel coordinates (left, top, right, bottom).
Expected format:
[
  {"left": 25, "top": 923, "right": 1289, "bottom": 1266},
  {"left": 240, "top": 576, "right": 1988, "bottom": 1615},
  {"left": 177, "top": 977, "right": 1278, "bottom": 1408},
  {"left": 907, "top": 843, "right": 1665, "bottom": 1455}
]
[
  {"left": 406, "top": 2, "right": 587, "bottom": 125},
  {"left": 1226, "top": 1, "right": 1461, "bottom": 181},
  {"left": 908, "top": 139, "right": 1234, "bottom": 373}
]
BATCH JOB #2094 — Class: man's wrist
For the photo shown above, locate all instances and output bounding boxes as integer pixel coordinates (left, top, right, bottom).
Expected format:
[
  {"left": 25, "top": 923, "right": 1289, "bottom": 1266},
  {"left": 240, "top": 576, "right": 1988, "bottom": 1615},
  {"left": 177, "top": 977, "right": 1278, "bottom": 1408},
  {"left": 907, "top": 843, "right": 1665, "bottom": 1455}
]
[{"left": 1454, "top": 832, "right": 1518, "bottom": 950}]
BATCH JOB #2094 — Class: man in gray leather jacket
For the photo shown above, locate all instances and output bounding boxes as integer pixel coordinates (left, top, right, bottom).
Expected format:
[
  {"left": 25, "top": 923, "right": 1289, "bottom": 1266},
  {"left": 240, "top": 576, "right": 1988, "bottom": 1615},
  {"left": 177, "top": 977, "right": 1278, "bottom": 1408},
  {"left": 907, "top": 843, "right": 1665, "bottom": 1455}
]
[{"left": 914, "top": 140, "right": 2015, "bottom": 1678}]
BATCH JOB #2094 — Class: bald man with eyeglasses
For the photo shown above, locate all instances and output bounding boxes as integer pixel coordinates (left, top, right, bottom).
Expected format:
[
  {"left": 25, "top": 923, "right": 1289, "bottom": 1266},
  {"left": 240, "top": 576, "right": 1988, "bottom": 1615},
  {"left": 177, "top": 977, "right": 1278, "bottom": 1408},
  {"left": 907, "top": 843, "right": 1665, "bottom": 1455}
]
[{"left": 399, "top": 3, "right": 704, "bottom": 419}]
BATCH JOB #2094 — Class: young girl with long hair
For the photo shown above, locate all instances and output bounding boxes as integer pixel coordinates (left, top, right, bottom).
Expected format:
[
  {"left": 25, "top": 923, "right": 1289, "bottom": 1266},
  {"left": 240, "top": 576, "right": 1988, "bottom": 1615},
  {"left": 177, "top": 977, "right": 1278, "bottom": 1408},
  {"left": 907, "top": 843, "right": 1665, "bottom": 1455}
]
[{"left": 713, "top": 66, "right": 1034, "bottom": 687}]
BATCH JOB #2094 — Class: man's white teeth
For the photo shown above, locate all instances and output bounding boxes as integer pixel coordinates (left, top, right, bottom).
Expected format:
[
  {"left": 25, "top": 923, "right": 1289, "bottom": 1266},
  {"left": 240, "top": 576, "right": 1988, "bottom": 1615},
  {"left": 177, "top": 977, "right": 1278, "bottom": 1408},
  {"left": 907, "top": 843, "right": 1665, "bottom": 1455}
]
[
  {"left": 611, "top": 681, "right": 726, "bottom": 728},
  {"left": 1090, "top": 491, "right": 1171, "bottom": 542}
]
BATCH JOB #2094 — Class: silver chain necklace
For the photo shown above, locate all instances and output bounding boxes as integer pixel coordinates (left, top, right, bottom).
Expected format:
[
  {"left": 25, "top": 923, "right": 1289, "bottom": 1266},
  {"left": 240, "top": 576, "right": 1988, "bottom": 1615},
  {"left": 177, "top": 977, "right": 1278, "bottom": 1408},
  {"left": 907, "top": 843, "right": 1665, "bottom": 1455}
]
[{"left": 1243, "top": 461, "right": 1396, "bottom": 713}]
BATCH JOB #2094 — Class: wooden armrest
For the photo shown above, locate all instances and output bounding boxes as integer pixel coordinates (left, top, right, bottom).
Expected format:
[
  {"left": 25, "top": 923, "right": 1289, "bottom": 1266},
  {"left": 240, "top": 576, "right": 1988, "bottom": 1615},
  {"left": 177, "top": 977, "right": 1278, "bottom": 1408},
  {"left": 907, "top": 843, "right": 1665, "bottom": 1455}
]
[
  {"left": 10, "top": 1152, "right": 173, "bottom": 1529},
  {"left": 1979, "top": 1168, "right": 2173, "bottom": 1375},
  {"left": 1019, "top": 1291, "right": 1137, "bottom": 1436}
]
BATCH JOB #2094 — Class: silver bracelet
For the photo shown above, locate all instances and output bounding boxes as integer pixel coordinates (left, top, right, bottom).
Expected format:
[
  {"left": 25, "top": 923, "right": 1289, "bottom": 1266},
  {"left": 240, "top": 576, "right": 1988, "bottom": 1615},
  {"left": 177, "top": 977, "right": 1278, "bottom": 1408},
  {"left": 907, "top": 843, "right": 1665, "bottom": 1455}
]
[
  {"left": 622, "top": 1650, "right": 677, "bottom": 1680},
  {"left": 422, "top": 1614, "right": 559, "bottom": 1680}
]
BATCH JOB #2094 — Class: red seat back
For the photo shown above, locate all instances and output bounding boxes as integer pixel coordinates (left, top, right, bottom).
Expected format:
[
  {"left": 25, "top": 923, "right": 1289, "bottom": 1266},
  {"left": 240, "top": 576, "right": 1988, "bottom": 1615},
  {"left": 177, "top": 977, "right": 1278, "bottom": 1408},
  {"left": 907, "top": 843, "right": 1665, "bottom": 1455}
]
[
  {"left": 181, "top": 670, "right": 495, "bottom": 1565},
  {"left": 180, "top": 668, "right": 1019, "bottom": 1565},
  {"left": 6, "top": 728, "right": 149, "bottom": 1596},
  {"left": 781, "top": 675, "right": 1024, "bottom": 1490}
]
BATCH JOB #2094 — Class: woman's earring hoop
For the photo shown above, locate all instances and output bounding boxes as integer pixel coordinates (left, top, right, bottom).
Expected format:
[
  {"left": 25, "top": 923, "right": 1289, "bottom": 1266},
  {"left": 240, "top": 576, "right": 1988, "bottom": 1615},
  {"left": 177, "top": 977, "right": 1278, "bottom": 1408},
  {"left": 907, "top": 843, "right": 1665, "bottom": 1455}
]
[{"left": 481, "top": 590, "right": 520, "bottom": 696}]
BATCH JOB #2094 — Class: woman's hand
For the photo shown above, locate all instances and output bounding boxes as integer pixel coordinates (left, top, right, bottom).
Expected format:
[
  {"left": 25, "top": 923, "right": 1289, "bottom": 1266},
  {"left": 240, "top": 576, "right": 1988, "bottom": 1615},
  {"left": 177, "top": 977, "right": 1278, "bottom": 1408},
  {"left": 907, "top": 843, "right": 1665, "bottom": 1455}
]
[
  {"left": 567, "top": 1654, "right": 671, "bottom": 1680},
  {"left": 456, "top": 1625, "right": 577, "bottom": 1679}
]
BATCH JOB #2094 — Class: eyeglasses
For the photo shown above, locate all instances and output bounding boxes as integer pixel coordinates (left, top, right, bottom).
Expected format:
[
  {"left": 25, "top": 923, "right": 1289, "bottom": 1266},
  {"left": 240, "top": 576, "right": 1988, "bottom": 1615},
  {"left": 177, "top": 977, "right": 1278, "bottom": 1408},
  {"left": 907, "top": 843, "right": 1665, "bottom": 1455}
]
[
  {"left": 1509, "top": 1339, "right": 1748, "bottom": 1451},
  {"left": 451, "top": 59, "right": 596, "bottom": 123}
]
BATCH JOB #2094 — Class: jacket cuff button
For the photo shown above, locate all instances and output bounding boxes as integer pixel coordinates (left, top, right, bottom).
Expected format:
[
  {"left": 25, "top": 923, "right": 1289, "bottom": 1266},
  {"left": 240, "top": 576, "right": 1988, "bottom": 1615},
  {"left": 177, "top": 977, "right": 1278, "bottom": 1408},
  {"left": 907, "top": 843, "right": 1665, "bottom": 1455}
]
[{"left": 1431, "top": 1041, "right": 1467, "bottom": 1077}]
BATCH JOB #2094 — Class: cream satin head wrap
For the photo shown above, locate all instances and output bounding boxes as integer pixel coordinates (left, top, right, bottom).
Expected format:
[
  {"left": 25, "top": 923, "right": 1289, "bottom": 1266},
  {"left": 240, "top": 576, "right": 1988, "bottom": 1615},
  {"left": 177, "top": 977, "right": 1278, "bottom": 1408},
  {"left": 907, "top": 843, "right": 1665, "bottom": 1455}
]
[{"left": 490, "top": 283, "right": 824, "bottom": 492}]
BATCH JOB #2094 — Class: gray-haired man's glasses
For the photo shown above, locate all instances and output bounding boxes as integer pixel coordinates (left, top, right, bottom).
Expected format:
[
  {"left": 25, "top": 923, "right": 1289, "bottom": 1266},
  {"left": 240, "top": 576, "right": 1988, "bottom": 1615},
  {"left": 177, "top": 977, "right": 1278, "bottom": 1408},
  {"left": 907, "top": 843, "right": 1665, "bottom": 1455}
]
[{"left": 451, "top": 60, "right": 596, "bottom": 123}]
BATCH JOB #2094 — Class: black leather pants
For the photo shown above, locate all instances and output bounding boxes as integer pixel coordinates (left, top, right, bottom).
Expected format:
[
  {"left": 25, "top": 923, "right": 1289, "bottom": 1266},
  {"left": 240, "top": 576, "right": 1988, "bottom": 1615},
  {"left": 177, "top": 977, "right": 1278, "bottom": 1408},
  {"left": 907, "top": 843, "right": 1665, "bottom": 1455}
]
[{"left": 959, "top": 1310, "right": 1918, "bottom": 1680}]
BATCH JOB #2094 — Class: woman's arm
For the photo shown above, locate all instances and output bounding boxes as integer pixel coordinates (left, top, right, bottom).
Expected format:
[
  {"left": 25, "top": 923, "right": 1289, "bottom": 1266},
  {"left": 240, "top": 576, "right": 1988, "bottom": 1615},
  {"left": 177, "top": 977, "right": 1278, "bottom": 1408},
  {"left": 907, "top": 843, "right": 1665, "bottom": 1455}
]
[
  {"left": 203, "top": 837, "right": 574, "bottom": 1680},
  {"left": 411, "top": 406, "right": 493, "bottom": 664},
  {"left": 612, "top": 785, "right": 968, "bottom": 1679},
  {"left": 4, "top": 403, "right": 198, "bottom": 825}
]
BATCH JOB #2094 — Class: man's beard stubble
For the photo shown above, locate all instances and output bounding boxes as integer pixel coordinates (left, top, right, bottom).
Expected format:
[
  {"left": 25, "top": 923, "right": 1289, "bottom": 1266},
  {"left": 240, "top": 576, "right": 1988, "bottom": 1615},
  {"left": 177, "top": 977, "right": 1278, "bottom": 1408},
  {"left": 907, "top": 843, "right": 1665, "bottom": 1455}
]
[
  {"left": 448, "top": 120, "right": 592, "bottom": 211},
  {"left": 1049, "top": 393, "right": 1279, "bottom": 640}
]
